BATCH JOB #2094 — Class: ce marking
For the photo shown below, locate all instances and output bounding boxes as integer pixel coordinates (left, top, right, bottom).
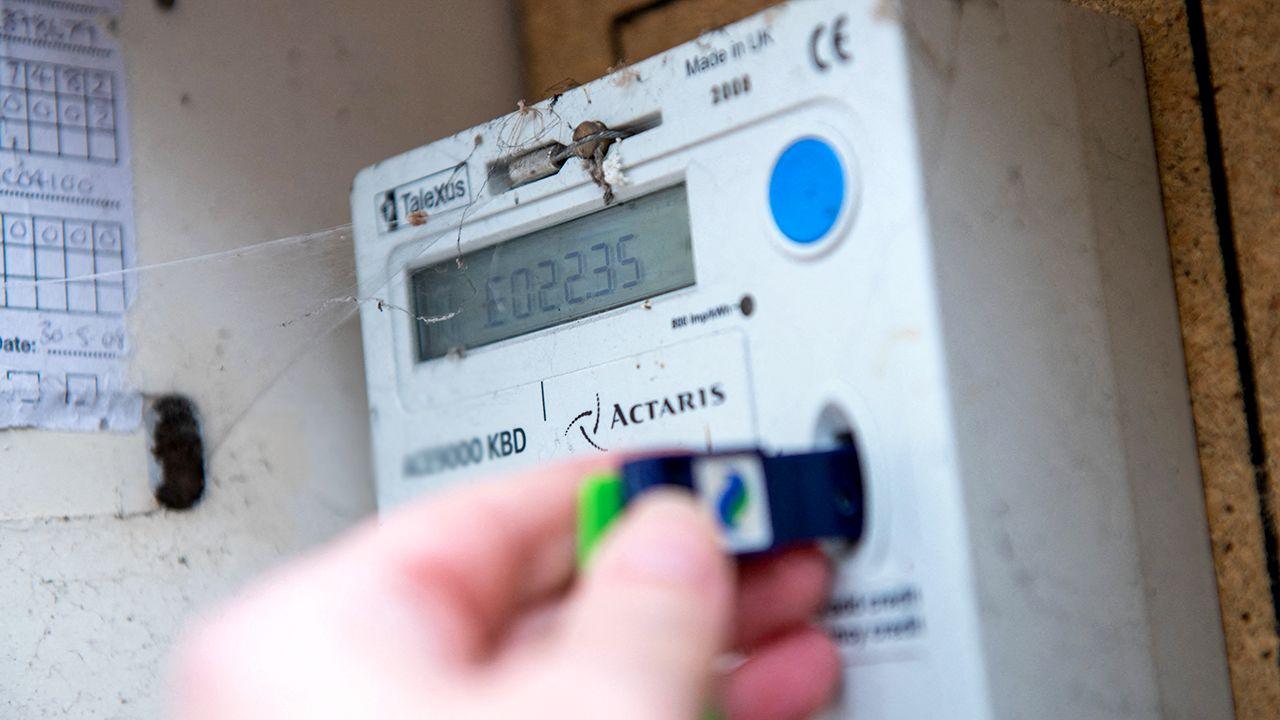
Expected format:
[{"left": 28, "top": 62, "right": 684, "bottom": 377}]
[{"left": 809, "top": 15, "right": 852, "bottom": 71}]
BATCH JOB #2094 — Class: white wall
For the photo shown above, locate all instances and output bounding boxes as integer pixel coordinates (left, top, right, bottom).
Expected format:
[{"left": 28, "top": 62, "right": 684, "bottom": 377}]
[{"left": 0, "top": 2, "right": 521, "bottom": 716}]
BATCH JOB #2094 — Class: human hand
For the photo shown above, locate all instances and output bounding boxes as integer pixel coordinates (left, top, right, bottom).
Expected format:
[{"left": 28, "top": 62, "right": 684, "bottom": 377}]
[{"left": 172, "top": 457, "right": 841, "bottom": 719}]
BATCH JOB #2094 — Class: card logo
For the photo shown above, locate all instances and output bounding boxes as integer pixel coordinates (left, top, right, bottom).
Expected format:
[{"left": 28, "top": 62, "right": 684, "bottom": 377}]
[
  {"left": 375, "top": 163, "right": 471, "bottom": 234},
  {"left": 717, "top": 471, "right": 749, "bottom": 529},
  {"left": 694, "top": 455, "right": 772, "bottom": 553}
]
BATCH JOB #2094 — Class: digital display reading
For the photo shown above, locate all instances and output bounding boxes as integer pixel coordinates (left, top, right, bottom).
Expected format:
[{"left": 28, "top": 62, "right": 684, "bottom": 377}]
[{"left": 412, "top": 185, "right": 695, "bottom": 360}]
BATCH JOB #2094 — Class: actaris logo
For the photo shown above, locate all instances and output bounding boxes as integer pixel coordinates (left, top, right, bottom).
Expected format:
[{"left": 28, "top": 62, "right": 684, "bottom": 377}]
[
  {"left": 717, "top": 471, "right": 749, "bottom": 529},
  {"left": 565, "top": 393, "right": 607, "bottom": 452},
  {"left": 563, "top": 384, "right": 728, "bottom": 453}
]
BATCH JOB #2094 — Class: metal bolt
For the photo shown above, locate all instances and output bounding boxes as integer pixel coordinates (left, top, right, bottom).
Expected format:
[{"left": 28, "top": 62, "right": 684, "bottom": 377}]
[{"left": 572, "top": 120, "right": 613, "bottom": 159}]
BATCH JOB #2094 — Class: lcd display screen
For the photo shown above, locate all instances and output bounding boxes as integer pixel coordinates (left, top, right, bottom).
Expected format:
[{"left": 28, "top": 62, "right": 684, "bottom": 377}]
[{"left": 412, "top": 184, "right": 695, "bottom": 360}]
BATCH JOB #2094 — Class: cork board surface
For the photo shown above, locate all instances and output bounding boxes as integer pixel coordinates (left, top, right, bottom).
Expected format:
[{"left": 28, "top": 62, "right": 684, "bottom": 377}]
[
  {"left": 1200, "top": 5, "right": 1280, "bottom": 713},
  {"left": 515, "top": 0, "right": 1279, "bottom": 715},
  {"left": 1070, "top": 2, "right": 1280, "bottom": 717},
  {"left": 613, "top": 0, "right": 779, "bottom": 63},
  {"left": 516, "top": 0, "right": 777, "bottom": 99},
  {"left": 516, "top": 0, "right": 636, "bottom": 99}
]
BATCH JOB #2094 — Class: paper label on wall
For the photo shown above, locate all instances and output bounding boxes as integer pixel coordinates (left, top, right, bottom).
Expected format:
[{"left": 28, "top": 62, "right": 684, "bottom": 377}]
[{"left": 0, "top": 0, "right": 139, "bottom": 431}]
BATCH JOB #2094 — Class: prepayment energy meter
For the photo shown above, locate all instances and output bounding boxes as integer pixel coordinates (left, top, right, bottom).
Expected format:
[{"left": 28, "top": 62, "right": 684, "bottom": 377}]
[{"left": 351, "top": 1, "right": 1233, "bottom": 718}]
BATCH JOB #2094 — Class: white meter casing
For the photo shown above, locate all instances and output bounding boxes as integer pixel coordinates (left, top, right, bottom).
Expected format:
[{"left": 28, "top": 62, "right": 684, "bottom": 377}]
[{"left": 351, "top": 2, "right": 1233, "bottom": 718}]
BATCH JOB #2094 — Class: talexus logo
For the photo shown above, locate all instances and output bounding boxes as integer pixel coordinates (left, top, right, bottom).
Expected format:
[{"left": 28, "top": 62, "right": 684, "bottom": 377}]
[{"left": 375, "top": 163, "right": 471, "bottom": 234}]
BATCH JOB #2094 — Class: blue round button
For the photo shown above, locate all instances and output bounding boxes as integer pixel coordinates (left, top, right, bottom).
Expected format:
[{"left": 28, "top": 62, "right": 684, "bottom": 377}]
[{"left": 768, "top": 138, "right": 846, "bottom": 245}]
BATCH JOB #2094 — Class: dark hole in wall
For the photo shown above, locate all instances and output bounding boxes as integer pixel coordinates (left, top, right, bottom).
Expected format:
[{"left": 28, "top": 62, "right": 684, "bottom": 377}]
[{"left": 150, "top": 395, "right": 205, "bottom": 510}]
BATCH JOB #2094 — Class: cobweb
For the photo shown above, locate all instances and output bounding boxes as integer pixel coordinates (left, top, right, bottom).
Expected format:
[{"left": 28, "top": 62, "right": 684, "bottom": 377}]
[
  {"left": 0, "top": 100, "right": 620, "bottom": 460},
  {"left": 0, "top": 189, "right": 492, "bottom": 456}
]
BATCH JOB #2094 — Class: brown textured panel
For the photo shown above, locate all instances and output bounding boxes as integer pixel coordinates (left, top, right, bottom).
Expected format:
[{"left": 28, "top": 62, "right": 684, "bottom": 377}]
[
  {"left": 516, "top": 0, "right": 1276, "bottom": 715},
  {"left": 515, "top": 0, "right": 633, "bottom": 100},
  {"left": 615, "top": 0, "right": 778, "bottom": 63},
  {"left": 1201, "top": 3, "right": 1280, "bottom": 715},
  {"left": 515, "top": 0, "right": 773, "bottom": 100},
  {"left": 1069, "top": 1, "right": 1279, "bottom": 716}
]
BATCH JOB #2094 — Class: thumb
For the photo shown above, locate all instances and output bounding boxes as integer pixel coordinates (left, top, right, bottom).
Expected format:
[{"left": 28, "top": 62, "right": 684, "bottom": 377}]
[{"left": 556, "top": 490, "right": 734, "bottom": 718}]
